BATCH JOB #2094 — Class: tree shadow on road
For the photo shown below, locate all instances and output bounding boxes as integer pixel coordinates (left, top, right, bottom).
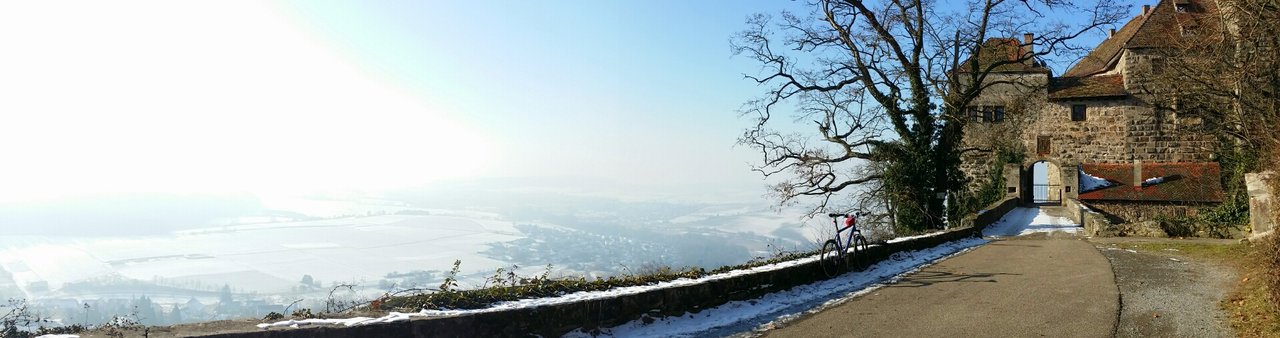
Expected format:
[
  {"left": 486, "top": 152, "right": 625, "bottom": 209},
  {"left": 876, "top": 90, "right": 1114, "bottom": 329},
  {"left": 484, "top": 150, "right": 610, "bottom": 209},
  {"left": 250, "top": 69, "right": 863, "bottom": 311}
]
[{"left": 888, "top": 270, "right": 1020, "bottom": 288}]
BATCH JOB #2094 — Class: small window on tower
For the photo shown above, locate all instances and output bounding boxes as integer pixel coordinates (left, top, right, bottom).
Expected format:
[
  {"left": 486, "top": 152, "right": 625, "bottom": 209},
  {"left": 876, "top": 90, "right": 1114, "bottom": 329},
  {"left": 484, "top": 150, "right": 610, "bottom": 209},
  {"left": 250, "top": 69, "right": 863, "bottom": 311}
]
[
  {"left": 993, "top": 106, "right": 1005, "bottom": 122},
  {"left": 1175, "top": 0, "right": 1192, "bottom": 12},
  {"left": 1071, "top": 104, "right": 1087, "bottom": 121}
]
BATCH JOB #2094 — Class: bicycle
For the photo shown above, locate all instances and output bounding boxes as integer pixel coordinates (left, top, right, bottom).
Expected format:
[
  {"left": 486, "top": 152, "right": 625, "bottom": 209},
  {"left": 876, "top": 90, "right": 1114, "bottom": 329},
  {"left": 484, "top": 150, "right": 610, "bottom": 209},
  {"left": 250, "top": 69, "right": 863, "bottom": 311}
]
[{"left": 819, "top": 212, "right": 869, "bottom": 277}]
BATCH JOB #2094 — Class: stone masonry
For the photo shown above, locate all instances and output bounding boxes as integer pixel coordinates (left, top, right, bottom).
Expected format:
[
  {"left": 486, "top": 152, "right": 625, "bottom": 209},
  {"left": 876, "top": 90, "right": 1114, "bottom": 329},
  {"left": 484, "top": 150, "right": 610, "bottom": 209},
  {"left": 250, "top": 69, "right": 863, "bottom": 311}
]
[{"left": 959, "top": 1, "right": 1220, "bottom": 201}]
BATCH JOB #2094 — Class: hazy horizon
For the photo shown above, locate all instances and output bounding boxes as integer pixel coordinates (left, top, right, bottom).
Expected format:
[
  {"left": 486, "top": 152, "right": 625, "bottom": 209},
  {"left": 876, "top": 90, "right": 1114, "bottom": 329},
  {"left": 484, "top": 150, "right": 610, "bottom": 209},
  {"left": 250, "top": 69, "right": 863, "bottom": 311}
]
[{"left": 0, "top": 1, "right": 795, "bottom": 206}]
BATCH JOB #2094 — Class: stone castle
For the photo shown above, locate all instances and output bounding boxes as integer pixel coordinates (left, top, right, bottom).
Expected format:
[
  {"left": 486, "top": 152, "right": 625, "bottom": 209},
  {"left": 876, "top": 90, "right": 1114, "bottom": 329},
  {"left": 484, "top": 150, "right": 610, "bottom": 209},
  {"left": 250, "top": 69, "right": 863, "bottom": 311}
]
[{"left": 960, "top": 0, "right": 1226, "bottom": 227}]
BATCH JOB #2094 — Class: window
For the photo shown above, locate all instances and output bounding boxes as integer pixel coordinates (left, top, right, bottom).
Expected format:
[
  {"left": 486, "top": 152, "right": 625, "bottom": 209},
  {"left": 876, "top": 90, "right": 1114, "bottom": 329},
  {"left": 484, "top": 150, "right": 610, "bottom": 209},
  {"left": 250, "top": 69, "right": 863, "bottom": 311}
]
[
  {"left": 966, "top": 106, "right": 1005, "bottom": 123},
  {"left": 1071, "top": 104, "right": 1087, "bottom": 121}
]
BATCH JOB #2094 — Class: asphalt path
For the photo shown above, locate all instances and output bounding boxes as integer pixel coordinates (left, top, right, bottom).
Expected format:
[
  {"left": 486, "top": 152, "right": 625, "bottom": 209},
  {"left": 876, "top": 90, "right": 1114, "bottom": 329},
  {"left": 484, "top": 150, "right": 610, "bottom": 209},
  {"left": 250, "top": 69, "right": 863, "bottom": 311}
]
[{"left": 763, "top": 237, "right": 1119, "bottom": 338}]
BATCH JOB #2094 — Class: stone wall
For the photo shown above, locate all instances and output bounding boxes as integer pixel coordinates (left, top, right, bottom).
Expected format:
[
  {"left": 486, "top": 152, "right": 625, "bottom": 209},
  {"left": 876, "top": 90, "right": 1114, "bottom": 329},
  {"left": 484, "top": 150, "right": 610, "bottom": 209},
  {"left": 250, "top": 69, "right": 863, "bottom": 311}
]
[
  {"left": 965, "top": 73, "right": 1048, "bottom": 106},
  {"left": 960, "top": 84, "right": 1217, "bottom": 199},
  {"left": 957, "top": 72, "right": 1044, "bottom": 194},
  {"left": 960, "top": 197, "right": 1020, "bottom": 229},
  {"left": 1080, "top": 200, "right": 1206, "bottom": 224},
  {"left": 1078, "top": 201, "right": 1169, "bottom": 238},
  {"left": 1080, "top": 206, "right": 1113, "bottom": 237},
  {"left": 1018, "top": 97, "right": 1214, "bottom": 165}
]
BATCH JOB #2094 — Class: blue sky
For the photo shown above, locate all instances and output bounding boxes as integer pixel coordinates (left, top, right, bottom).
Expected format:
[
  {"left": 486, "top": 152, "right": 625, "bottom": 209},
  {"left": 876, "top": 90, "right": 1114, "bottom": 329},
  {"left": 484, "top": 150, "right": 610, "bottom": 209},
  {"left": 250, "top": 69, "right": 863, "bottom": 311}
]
[
  {"left": 0, "top": 1, "right": 1140, "bottom": 202},
  {"left": 271, "top": 1, "right": 805, "bottom": 192}
]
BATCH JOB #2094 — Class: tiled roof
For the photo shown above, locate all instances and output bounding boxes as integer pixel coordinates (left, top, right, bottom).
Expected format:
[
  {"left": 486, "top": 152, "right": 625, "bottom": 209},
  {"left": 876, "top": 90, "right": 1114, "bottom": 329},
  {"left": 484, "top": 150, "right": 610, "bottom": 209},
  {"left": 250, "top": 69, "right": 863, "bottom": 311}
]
[
  {"left": 1062, "top": 11, "right": 1148, "bottom": 77},
  {"left": 1078, "top": 162, "right": 1224, "bottom": 203},
  {"left": 1048, "top": 74, "right": 1127, "bottom": 100},
  {"left": 1125, "top": 0, "right": 1221, "bottom": 49},
  {"left": 1062, "top": 0, "right": 1221, "bottom": 77},
  {"left": 957, "top": 38, "right": 1052, "bottom": 74}
]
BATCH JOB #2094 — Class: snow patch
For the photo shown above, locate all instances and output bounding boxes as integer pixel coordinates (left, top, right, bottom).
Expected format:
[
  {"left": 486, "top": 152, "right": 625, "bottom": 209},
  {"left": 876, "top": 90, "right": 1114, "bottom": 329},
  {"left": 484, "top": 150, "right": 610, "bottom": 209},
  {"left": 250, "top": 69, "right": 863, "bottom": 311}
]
[
  {"left": 256, "top": 314, "right": 415, "bottom": 329},
  {"left": 1078, "top": 169, "right": 1113, "bottom": 192},
  {"left": 981, "top": 207, "right": 1080, "bottom": 237},
  {"left": 563, "top": 237, "right": 988, "bottom": 337},
  {"left": 885, "top": 231, "right": 946, "bottom": 244}
]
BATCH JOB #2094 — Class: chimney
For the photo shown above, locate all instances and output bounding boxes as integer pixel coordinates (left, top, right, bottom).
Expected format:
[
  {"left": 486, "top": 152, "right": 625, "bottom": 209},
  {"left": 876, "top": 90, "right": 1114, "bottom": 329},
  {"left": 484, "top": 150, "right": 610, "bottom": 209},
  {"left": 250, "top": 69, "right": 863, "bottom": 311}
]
[
  {"left": 1108, "top": 28, "right": 1116, "bottom": 38},
  {"left": 1133, "top": 159, "right": 1143, "bottom": 188},
  {"left": 1023, "top": 33, "right": 1034, "bottom": 53},
  {"left": 1142, "top": 5, "right": 1151, "bottom": 16}
]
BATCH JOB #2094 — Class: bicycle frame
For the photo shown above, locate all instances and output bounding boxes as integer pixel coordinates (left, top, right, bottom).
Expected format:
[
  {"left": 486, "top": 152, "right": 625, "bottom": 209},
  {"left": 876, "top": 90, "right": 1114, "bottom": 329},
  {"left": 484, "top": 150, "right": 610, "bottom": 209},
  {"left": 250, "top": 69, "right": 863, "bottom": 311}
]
[{"left": 827, "top": 213, "right": 861, "bottom": 254}]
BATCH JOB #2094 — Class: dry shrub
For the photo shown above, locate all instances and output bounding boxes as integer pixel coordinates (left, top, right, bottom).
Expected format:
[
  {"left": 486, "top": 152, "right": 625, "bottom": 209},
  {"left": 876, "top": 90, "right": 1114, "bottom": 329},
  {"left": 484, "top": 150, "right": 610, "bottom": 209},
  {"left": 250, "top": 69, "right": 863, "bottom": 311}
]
[
  {"left": 1266, "top": 151, "right": 1280, "bottom": 305},
  {"left": 1263, "top": 233, "right": 1280, "bottom": 306}
]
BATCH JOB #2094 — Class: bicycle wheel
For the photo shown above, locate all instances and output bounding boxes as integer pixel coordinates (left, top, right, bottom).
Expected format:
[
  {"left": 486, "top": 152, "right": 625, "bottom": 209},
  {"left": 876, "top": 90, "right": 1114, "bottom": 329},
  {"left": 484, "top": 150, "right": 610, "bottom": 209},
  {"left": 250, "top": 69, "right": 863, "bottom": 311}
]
[
  {"left": 819, "top": 239, "right": 843, "bottom": 277},
  {"left": 850, "top": 235, "right": 870, "bottom": 271}
]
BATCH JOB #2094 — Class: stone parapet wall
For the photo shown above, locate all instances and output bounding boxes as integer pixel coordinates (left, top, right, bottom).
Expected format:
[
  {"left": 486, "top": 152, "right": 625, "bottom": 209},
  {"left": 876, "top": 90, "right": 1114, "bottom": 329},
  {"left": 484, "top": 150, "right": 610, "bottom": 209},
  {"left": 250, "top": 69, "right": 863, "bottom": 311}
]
[{"left": 1081, "top": 200, "right": 1204, "bottom": 224}]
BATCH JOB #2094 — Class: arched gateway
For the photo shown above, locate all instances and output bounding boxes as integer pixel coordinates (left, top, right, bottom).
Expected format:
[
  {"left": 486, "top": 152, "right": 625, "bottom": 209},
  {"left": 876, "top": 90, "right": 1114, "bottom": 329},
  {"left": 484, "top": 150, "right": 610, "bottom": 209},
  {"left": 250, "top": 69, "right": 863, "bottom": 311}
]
[{"left": 1029, "top": 160, "right": 1061, "bottom": 204}]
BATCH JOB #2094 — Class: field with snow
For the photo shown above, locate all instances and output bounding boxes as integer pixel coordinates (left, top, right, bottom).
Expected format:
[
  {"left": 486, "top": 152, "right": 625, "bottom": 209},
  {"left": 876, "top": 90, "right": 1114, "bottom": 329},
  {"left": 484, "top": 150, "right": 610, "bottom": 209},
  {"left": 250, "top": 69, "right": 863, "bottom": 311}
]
[
  {"left": 0, "top": 191, "right": 840, "bottom": 326},
  {"left": 0, "top": 215, "right": 527, "bottom": 299}
]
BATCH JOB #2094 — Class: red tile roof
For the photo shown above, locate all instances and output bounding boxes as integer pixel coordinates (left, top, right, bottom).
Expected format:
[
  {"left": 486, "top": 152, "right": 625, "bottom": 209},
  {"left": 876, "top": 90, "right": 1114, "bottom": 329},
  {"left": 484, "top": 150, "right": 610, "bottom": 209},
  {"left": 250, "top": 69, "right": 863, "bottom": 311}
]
[
  {"left": 1078, "top": 162, "right": 1224, "bottom": 202},
  {"left": 1048, "top": 74, "right": 1127, "bottom": 100}
]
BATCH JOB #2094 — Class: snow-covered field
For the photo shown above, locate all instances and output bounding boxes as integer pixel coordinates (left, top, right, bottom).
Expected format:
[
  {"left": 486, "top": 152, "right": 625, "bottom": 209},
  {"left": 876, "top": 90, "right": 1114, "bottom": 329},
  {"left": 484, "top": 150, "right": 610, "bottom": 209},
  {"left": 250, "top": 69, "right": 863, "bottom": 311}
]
[
  {"left": 0, "top": 215, "right": 524, "bottom": 299},
  {"left": 0, "top": 195, "right": 824, "bottom": 318}
]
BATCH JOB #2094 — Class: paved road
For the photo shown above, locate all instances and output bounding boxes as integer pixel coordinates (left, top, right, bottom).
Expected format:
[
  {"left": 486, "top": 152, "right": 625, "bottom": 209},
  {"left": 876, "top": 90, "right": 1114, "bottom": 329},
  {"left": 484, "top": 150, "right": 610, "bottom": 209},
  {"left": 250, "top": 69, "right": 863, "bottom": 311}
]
[{"left": 764, "top": 237, "right": 1119, "bottom": 338}]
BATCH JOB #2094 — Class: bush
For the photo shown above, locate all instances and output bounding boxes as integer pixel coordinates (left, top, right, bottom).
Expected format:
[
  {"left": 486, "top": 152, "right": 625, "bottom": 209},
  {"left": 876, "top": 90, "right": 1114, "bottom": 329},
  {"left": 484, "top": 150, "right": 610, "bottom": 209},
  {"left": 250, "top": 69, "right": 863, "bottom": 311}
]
[{"left": 1263, "top": 234, "right": 1280, "bottom": 307}]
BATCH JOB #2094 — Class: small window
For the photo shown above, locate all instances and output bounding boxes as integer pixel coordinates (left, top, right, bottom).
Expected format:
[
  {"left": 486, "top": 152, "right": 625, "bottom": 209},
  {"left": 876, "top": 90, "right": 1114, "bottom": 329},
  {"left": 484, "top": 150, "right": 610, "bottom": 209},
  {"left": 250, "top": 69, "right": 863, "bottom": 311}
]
[
  {"left": 1071, "top": 104, "right": 1087, "bottom": 121},
  {"left": 966, "top": 106, "right": 1005, "bottom": 123},
  {"left": 968, "top": 107, "right": 982, "bottom": 122},
  {"left": 1176, "top": 4, "right": 1190, "bottom": 12}
]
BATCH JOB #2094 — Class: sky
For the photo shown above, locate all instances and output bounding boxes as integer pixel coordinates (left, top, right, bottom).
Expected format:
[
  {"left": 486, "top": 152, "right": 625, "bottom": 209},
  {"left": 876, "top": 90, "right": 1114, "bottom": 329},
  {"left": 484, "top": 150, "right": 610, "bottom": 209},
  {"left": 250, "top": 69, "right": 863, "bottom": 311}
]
[
  {"left": 0, "top": 1, "right": 806, "bottom": 203},
  {"left": 0, "top": 1, "right": 1134, "bottom": 205}
]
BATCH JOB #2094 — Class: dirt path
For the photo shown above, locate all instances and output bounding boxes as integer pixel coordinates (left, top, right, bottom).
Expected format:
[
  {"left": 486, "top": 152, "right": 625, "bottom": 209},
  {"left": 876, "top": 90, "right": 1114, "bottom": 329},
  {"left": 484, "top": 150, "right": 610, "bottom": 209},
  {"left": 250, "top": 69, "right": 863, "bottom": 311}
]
[
  {"left": 1095, "top": 241, "right": 1236, "bottom": 338},
  {"left": 763, "top": 238, "right": 1118, "bottom": 338}
]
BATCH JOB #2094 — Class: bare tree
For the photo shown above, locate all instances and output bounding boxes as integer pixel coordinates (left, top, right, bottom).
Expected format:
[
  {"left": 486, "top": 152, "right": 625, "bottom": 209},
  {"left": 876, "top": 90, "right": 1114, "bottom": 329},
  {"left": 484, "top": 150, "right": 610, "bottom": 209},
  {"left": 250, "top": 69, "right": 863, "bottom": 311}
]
[
  {"left": 734, "top": 0, "right": 1126, "bottom": 232},
  {"left": 1138, "top": 0, "right": 1279, "bottom": 147}
]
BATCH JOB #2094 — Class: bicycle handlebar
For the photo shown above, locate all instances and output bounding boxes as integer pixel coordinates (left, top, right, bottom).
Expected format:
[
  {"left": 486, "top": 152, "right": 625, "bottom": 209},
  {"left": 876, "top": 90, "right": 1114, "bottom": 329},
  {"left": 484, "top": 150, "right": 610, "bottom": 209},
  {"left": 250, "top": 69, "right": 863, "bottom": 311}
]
[{"left": 826, "top": 213, "right": 846, "bottom": 218}]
